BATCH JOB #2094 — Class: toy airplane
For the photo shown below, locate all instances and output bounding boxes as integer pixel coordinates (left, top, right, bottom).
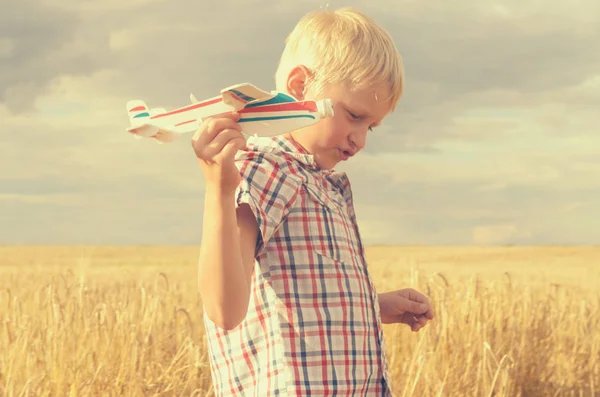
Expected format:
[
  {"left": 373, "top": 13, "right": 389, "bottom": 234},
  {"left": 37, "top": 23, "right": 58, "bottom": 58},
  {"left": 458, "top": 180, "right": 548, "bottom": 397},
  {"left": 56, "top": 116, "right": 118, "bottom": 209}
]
[{"left": 126, "top": 82, "right": 334, "bottom": 143}]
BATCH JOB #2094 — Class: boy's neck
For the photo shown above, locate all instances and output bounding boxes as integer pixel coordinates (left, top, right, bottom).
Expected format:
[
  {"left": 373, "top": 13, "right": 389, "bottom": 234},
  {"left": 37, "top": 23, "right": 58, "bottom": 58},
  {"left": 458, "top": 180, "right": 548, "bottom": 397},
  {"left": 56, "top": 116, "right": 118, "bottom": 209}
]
[{"left": 282, "top": 133, "right": 309, "bottom": 154}]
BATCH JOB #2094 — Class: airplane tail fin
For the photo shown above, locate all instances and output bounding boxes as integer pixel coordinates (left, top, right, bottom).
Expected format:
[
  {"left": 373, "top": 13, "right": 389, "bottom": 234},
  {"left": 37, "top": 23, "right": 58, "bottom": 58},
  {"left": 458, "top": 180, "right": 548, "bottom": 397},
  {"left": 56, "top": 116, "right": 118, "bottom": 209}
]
[
  {"left": 126, "top": 100, "right": 159, "bottom": 138},
  {"left": 127, "top": 100, "right": 151, "bottom": 126}
]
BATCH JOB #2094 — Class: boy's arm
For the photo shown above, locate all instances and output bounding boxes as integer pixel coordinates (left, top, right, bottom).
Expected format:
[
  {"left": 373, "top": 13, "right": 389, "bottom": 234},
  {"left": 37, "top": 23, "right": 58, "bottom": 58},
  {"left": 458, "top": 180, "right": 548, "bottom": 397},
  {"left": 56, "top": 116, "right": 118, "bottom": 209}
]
[
  {"left": 197, "top": 147, "right": 299, "bottom": 331},
  {"left": 197, "top": 186, "right": 258, "bottom": 331}
]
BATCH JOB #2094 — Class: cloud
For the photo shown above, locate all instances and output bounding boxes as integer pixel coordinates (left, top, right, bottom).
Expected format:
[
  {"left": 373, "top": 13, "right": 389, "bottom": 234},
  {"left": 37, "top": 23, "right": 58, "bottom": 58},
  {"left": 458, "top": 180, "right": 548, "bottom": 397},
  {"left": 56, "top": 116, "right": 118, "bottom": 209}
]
[
  {"left": 1, "top": 0, "right": 598, "bottom": 245},
  {"left": 0, "top": 0, "right": 116, "bottom": 112},
  {"left": 338, "top": 142, "right": 600, "bottom": 245},
  {"left": 0, "top": 192, "right": 205, "bottom": 245},
  {"left": 358, "top": 0, "right": 600, "bottom": 153},
  {"left": 374, "top": 0, "right": 600, "bottom": 94}
]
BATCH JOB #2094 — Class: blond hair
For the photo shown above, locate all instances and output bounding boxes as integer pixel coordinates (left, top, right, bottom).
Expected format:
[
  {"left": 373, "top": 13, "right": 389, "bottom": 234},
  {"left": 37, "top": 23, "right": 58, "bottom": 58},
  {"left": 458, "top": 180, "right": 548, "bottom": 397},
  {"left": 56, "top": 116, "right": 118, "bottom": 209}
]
[{"left": 275, "top": 7, "right": 405, "bottom": 110}]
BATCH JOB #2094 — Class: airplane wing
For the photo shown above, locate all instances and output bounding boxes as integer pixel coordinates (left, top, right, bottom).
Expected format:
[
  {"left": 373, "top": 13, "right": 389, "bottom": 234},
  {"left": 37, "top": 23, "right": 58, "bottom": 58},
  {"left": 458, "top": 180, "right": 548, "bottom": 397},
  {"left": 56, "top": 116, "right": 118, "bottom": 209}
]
[
  {"left": 220, "top": 82, "right": 275, "bottom": 110},
  {"left": 152, "top": 126, "right": 180, "bottom": 143},
  {"left": 127, "top": 122, "right": 179, "bottom": 143}
]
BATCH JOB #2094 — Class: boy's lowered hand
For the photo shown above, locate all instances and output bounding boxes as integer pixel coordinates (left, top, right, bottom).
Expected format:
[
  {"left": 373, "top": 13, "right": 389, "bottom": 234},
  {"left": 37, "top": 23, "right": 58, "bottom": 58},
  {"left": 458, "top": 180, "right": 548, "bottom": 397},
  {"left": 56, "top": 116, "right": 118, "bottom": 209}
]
[
  {"left": 378, "top": 288, "right": 435, "bottom": 332},
  {"left": 191, "top": 112, "right": 246, "bottom": 193}
]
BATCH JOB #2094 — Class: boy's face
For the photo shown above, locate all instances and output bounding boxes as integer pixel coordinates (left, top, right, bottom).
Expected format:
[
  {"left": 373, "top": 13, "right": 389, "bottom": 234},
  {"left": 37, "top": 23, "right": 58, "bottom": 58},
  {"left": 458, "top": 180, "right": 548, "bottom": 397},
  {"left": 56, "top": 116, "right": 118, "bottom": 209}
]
[{"left": 285, "top": 68, "right": 393, "bottom": 170}]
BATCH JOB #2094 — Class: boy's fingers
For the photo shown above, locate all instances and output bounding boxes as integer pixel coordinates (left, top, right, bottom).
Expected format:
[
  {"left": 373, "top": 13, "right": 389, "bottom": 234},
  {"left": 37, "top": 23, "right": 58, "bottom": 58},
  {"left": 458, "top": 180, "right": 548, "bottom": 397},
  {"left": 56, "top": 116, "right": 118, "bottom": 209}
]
[
  {"left": 204, "top": 129, "right": 244, "bottom": 158},
  {"left": 220, "top": 135, "right": 246, "bottom": 161},
  {"left": 207, "top": 117, "right": 241, "bottom": 136},
  {"left": 206, "top": 112, "right": 241, "bottom": 129},
  {"left": 408, "top": 300, "right": 429, "bottom": 315},
  {"left": 408, "top": 315, "right": 429, "bottom": 332},
  {"left": 220, "top": 111, "right": 241, "bottom": 120},
  {"left": 423, "top": 300, "right": 434, "bottom": 319},
  {"left": 406, "top": 289, "right": 435, "bottom": 319},
  {"left": 427, "top": 307, "right": 435, "bottom": 319},
  {"left": 192, "top": 115, "right": 241, "bottom": 153},
  {"left": 203, "top": 111, "right": 240, "bottom": 122}
]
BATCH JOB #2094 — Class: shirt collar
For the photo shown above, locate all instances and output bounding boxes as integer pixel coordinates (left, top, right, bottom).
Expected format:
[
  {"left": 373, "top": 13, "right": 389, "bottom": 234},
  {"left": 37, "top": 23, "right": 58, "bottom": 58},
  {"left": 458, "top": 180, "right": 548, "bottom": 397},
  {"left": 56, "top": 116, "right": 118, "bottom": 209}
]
[
  {"left": 245, "top": 135, "right": 318, "bottom": 170},
  {"left": 245, "top": 135, "right": 349, "bottom": 184}
]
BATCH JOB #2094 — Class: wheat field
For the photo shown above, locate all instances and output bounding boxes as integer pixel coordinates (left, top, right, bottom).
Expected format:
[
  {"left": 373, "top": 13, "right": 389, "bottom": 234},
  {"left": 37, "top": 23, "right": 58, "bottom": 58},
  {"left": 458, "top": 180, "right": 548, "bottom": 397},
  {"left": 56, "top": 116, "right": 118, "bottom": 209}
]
[{"left": 0, "top": 245, "right": 598, "bottom": 396}]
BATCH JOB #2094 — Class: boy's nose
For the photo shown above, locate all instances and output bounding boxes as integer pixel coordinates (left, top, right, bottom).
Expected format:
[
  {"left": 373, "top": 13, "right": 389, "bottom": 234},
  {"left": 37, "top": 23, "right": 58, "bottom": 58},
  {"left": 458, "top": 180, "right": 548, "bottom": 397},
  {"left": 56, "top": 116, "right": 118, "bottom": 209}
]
[{"left": 349, "top": 129, "right": 367, "bottom": 151}]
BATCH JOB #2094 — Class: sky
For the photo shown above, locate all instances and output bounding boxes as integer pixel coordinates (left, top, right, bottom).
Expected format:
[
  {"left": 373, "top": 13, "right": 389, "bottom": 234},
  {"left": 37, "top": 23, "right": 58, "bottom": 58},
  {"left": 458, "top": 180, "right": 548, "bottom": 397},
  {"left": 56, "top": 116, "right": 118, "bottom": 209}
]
[{"left": 1, "top": 0, "right": 599, "bottom": 246}]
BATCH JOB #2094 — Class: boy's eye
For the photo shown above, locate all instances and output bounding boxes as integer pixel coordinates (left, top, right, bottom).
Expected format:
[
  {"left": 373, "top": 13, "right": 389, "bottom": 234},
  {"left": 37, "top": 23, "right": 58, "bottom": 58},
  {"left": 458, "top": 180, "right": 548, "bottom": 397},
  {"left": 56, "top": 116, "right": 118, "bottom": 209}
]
[{"left": 348, "top": 110, "right": 375, "bottom": 131}]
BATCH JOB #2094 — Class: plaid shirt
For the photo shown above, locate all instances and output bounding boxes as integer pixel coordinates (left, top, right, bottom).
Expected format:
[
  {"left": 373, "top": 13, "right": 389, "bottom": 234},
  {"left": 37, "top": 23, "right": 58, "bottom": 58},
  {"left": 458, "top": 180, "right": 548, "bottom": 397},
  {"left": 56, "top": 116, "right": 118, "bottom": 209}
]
[{"left": 203, "top": 136, "right": 392, "bottom": 396}]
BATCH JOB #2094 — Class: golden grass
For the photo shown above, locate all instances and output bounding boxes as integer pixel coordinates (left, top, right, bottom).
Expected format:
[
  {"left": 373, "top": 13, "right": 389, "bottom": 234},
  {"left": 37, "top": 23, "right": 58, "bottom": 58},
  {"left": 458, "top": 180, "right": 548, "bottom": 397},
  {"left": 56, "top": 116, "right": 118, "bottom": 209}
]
[{"left": 0, "top": 245, "right": 598, "bottom": 396}]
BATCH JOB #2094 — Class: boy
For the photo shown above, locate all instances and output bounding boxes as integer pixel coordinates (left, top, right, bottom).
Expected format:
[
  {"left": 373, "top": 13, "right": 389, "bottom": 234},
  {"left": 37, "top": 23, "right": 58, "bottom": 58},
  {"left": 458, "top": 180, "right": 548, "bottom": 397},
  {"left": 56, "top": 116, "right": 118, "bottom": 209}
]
[{"left": 192, "top": 7, "right": 435, "bottom": 396}]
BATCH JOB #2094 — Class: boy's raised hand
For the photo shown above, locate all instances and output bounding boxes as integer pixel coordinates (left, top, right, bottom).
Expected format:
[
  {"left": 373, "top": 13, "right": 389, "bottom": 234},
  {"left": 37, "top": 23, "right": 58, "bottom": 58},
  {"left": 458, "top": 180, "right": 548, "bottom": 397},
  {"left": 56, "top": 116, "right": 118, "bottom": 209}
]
[
  {"left": 191, "top": 112, "right": 247, "bottom": 193},
  {"left": 378, "top": 288, "right": 435, "bottom": 332}
]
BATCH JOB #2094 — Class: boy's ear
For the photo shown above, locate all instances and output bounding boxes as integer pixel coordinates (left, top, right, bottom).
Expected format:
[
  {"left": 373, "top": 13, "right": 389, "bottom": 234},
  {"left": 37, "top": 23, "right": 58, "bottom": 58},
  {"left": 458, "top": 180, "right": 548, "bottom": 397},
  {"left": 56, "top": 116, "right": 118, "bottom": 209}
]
[{"left": 286, "top": 65, "right": 312, "bottom": 100}]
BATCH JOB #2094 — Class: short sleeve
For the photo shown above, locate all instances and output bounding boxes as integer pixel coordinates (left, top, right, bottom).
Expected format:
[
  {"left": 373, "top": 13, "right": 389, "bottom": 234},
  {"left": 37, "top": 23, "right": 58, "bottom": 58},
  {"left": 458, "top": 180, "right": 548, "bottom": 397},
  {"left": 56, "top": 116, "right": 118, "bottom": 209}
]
[{"left": 234, "top": 149, "right": 300, "bottom": 254}]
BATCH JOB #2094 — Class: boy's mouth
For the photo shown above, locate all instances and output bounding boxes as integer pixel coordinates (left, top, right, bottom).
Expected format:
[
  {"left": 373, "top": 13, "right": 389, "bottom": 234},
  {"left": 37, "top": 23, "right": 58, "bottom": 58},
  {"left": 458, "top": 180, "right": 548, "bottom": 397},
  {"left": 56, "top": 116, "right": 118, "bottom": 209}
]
[{"left": 339, "top": 148, "right": 354, "bottom": 160}]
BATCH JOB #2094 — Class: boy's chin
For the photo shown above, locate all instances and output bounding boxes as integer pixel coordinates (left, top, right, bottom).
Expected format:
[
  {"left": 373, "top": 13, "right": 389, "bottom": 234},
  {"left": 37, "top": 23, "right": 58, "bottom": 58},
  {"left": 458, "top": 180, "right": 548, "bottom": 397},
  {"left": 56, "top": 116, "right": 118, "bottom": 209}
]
[{"left": 314, "top": 151, "right": 347, "bottom": 170}]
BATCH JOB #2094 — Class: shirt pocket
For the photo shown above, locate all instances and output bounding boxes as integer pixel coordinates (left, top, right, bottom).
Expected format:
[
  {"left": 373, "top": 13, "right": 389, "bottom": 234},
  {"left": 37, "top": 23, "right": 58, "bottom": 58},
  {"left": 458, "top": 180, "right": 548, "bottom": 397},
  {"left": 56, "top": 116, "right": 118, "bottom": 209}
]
[
  {"left": 300, "top": 181, "right": 360, "bottom": 266},
  {"left": 302, "top": 181, "right": 344, "bottom": 209}
]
